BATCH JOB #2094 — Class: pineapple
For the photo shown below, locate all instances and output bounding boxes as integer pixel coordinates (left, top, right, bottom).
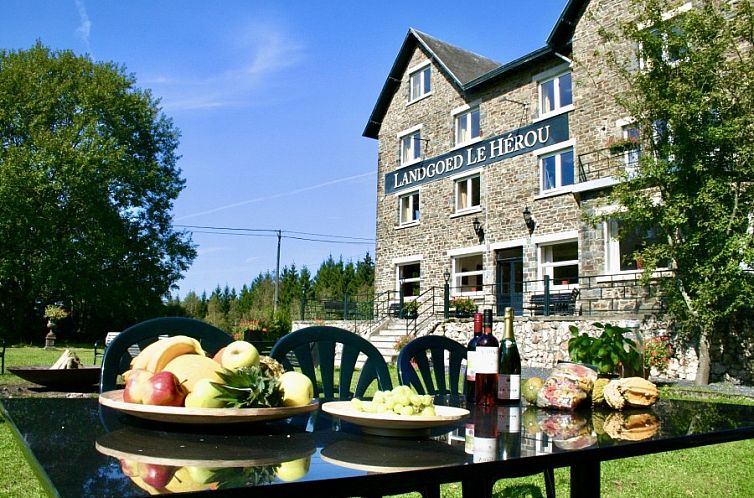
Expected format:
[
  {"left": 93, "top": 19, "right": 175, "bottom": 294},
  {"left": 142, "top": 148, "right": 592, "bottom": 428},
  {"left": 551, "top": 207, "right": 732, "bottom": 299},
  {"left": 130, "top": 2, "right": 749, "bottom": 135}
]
[{"left": 213, "top": 366, "right": 284, "bottom": 408}]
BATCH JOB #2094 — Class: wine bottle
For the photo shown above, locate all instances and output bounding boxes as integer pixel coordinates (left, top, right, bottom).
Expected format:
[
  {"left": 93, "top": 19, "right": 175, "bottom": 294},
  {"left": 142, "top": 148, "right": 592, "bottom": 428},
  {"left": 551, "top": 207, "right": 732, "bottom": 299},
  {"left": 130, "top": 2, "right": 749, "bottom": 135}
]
[
  {"left": 472, "top": 404, "right": 497, "bottom": 463},
  {"left": 496, "top": 405, "right": 521, "bottom": 460},
  {"left": 496, "top": 307, "right": 522, "bottom": 404},
  {"left": 465, "top": 312, "right": 483, "bottom": 404},
  {"left": 474, "top": 309, "right": 499, "bottom": 406}
]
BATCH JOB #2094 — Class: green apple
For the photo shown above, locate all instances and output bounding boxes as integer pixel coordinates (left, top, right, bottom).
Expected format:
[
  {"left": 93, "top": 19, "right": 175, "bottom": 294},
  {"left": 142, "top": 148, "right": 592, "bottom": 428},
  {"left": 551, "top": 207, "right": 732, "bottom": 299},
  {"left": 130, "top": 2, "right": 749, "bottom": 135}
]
[
  {"left": 276, "top": 456, "right": 311, "bottom": 482},
  {"left": 221, "top": 340, "right": 260, "bottom": 371},
  {"left": 185, "top": 465, "right": 216, "bottom": 484},
  {"left": 184, "top": 378, "right": 226, "bottom": 408},
  {"left": 279, "top": 371, "right": 314, "bottom": 407}
]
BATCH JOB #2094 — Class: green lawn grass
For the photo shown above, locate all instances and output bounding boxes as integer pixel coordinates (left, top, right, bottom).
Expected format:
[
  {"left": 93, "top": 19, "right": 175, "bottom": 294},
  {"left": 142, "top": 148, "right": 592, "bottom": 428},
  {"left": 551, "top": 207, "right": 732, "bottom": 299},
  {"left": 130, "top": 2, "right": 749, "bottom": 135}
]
[{"left": 2, "top": 348, "right": 754, "bottom": 497}]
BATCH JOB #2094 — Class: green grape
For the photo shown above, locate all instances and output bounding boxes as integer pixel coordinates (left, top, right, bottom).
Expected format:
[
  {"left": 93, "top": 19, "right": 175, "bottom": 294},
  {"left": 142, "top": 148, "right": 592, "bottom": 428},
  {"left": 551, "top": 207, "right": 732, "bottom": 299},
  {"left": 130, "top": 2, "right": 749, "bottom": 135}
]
[
  {"left": 420, "top": 406, "right": 436, "bottom": 416},
  {"left": 373, "top": 391, "right": 385, "bottom": 403},
  {"left": 409, "top": 394, "right": 423, "bottom": 407},
  {"left": 399, "top": 405, "right": 416, "bottom": 416},
  {"left": 420, "top": 394, "right": 433, "bottom": 406},
  {"left": 395, "top": 394, "right": 410, "bottom": 406},
  {"left": 393, "top": 403, "right": 405, "bottom": 414},
  {"left": 350, "top": 398, "right": 363, "bottom": 410},
  {"left": 362, "top": 401, "right": 377, "bottom": 413}
]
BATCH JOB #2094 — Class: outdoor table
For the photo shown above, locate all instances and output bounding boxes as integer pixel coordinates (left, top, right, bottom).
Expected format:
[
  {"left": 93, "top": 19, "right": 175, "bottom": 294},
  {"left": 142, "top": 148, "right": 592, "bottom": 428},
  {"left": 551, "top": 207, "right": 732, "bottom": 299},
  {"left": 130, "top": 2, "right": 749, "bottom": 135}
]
[{"left": 2, "top": 396, "right": 754, "bottom": 498}]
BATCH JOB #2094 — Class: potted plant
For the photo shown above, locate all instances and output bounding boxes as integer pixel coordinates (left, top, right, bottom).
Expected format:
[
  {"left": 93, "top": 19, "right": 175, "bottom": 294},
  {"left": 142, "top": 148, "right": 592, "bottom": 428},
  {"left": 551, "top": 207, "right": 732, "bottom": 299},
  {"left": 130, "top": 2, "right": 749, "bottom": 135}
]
[
  {"left": 607, "top": 136, "right": 639, "bottom": 155},
  {"left": 401, "top": 300, "right": 419, "bottom": 319},
  {"left": 451, "top": 297, "right": 477, "bottom": 318},
  {"left": 567, "top": 322, "right": 643, "bottom": 377},
  {"left": 44, "top": 305, "right": 69, "bottom": 329},
  {"left": 643, "top": 335, "right": 673, "bottom": 376}
]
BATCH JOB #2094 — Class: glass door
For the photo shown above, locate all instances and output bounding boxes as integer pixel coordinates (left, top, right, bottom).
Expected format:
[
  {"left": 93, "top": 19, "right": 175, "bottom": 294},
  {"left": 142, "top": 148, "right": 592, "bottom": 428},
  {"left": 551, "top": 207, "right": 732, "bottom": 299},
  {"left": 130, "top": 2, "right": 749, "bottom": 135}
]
[{"left": 496, "top": 248, "right": 524, "bottom": 316}]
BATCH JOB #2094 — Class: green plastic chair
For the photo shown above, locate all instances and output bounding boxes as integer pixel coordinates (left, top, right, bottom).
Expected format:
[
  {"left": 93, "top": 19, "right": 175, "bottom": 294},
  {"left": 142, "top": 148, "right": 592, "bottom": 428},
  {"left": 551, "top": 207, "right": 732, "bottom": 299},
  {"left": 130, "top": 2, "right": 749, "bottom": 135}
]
[
  {"left": 99, "top": 317, "right": 233, "bottom": 393},
  {"left": 270, "top": 325, "right": 393, "bottom": 400},
  {"left": 397, "top": 335, "right": 467, "bottom": 398}
]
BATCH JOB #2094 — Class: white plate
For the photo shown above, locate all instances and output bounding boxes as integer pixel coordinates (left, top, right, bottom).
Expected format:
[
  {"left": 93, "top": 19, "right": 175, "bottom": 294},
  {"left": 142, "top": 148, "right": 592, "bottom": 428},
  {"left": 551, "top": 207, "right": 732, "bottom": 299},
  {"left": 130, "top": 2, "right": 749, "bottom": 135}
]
[
  {"left": 322, "top": 401, "right": 469, "bottom": 435},
  {"left": 99, "top": 389, "right": 318, "bottom": 424}
]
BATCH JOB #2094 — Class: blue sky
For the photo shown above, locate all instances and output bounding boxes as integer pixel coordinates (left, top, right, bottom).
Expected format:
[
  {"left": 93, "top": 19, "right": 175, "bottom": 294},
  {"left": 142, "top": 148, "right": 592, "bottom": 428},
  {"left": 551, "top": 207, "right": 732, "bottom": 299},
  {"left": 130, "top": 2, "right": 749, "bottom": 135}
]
[{"left": 2, "top": 0, "right": 567, "bottom": 296}]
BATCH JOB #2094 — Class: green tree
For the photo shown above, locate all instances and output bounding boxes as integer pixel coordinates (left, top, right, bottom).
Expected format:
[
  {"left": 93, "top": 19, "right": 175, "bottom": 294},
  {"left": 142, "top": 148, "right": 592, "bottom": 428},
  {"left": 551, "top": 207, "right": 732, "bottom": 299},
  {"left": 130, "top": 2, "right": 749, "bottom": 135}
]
[
  {"left": 596, "top": 0, "right": 754, "bottom": 384},
  {"left": 0, "top": 43, "right": 196, "bottom": 341}
]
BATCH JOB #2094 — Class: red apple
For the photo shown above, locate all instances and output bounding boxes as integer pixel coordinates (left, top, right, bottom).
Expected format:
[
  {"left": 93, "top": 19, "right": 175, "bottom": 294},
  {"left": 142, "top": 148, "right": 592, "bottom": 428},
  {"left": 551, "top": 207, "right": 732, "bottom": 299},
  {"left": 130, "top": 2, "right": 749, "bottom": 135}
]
[
  {"left": 212, "top": 347, "right": 226, "bottom": 364},
  {"left": 123, "top": 369, "right": 153, "bottom": 404},
  {"left": 143, "top": 371, "right": 188, "bottom": 407},
  {"left": 138, "top": 463, "right": 177, "bottom": 488},
  {"left": 119, "top": 458, "right": 139, "bottom": 477}
]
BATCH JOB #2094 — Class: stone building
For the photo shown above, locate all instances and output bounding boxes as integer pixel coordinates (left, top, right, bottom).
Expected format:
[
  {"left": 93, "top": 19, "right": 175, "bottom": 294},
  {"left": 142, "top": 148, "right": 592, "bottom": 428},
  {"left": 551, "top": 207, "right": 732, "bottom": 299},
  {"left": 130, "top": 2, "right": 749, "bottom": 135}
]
[{"left": 363, "top": 0, "right": 676, "bottom": 317}]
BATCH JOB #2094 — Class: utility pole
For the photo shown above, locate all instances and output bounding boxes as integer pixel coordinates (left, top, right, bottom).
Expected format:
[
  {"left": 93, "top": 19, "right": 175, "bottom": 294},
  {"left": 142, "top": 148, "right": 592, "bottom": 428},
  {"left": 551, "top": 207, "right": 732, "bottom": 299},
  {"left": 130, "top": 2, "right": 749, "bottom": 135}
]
[{"left": 274, "top": 229, "right": 281, "bottom": 314}]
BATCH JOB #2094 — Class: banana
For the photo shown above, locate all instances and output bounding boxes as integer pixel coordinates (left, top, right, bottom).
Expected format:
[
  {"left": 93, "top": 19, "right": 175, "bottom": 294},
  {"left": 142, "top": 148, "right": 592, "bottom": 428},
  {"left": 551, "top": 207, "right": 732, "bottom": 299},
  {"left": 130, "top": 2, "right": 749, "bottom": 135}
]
[{"left": 129, "top": 335, "right": 206, "bottom": 373}]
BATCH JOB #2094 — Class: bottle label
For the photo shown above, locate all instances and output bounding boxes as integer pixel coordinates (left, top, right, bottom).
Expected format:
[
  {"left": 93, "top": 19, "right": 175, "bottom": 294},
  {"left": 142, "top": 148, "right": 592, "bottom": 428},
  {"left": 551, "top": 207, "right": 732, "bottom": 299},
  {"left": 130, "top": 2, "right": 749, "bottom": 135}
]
[
  {"left": 475, "top": 346, "right": 498, "bottom": 374},
  {"left": 466, "top": 350, "right": 477, "bottom": 381},
  {"left": 496, "top": 406, "right": 521, "bottom": 433},
  {"left": 472, "top": 436, "right": 496, "bottom": 463},
  {"left": 497, "top": 374, "right": 521, "bottom": 400}
]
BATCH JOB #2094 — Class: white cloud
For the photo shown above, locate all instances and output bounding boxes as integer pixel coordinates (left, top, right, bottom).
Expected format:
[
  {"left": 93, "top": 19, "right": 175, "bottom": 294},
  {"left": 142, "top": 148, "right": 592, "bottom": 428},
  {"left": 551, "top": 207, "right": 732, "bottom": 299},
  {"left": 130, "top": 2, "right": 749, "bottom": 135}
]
[
  {"left": 74, "top": 0, "right": 92, "bottom": 52},
  {"left": 150, "top": 22, "right": 304, "bottom": 112}
]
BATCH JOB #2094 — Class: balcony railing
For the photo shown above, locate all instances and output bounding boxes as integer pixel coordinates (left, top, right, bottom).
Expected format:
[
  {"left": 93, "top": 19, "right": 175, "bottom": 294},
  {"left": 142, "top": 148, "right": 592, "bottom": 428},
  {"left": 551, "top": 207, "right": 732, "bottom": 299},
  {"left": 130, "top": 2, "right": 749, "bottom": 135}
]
[{"left": 299, "top": 270, "right": 672, "bottom": 323}]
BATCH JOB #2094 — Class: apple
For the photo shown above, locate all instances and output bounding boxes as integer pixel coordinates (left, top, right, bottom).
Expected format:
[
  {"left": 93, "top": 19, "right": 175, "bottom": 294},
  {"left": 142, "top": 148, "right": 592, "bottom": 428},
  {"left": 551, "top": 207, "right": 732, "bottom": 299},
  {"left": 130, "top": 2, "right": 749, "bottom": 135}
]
[
  {"left": 119, "top": 458, "right": 139, "bottom": 477},
  {"left": 276, "top": 456, "right": 311, "bottom": 482},
  {"left": 185, "top": 465, "right": 217, "bottom": 484},
  {"left": 142, "top": 371, "right": 188, "bottom": 407},
  {"left": 138, "top": 462, "right": 178, "bottom": 488},
  {"left": 221, "top": 340, "right": 260, "bottom": 371},
  {"left": 278, "top": 371, "right": 314, "bottom": 407},
  {"left": 123, "top": 369, "right": 153, "bottom": 404},
  {"left": 185, "top": 378, "right": 226, "bottom": 408},
  {"left": 212, "top": 347, "right": 226, "bottom": 364}
]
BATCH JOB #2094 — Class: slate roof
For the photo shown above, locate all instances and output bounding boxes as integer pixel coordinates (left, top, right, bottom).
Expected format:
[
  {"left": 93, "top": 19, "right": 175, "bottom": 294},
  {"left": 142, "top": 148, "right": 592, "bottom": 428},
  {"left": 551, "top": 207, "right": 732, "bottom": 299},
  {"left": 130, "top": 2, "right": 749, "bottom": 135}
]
[{"left": 363, "top": 0, "right": 589, "bottom": 139}]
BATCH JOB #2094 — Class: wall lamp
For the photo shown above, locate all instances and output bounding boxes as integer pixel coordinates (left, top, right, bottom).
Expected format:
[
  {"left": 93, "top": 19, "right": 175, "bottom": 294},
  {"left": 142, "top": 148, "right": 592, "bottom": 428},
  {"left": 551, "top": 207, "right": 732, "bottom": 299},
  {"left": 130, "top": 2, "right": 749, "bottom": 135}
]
[
  {"left": 472, "top": 217, "right": 484, "bottom": 242},
  {"left": 522, "top": 207, "right": 536, "bottom": 233},
  {"left": 443, "top": 270, "right": 451, "bottom": 284}
]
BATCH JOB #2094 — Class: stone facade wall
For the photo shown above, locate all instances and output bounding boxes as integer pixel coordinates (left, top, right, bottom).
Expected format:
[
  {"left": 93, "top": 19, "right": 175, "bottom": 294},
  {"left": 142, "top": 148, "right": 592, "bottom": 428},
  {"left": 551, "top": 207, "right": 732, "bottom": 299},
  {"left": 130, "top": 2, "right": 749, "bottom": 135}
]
[{"left": 436, "top": 316, "right": 699, "bottom": 381}]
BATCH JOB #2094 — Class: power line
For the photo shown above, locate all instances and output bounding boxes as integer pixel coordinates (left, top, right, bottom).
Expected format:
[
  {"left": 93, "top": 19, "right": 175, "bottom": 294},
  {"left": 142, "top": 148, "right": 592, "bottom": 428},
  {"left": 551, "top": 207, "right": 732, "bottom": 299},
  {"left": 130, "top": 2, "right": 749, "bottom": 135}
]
[{"left": 176, "top": 224, "right": 375, "bottom": 244}]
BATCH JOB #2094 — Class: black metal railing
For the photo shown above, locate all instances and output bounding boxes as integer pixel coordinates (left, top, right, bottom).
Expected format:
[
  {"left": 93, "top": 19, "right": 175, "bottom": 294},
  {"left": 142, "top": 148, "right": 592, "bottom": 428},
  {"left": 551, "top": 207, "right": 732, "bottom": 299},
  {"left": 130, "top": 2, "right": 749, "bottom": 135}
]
[{"left": 299, "top": 270, "right": 675, "bottom": 322}]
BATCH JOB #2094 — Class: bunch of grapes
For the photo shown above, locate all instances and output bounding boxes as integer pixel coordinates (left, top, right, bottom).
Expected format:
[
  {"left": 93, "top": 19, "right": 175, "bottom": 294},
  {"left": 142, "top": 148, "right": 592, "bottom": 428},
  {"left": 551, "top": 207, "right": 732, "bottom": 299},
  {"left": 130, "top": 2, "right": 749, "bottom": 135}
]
[{"left": 350, "top": 385, "right": 436, "bottom": 416}]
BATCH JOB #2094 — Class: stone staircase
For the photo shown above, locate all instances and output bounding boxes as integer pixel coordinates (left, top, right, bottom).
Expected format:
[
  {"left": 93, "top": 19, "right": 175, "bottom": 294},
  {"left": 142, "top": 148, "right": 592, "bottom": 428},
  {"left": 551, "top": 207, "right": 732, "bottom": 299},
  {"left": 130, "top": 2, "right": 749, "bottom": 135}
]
[{"left": 369, "top": 319, "right": 414, "bottom": 365}]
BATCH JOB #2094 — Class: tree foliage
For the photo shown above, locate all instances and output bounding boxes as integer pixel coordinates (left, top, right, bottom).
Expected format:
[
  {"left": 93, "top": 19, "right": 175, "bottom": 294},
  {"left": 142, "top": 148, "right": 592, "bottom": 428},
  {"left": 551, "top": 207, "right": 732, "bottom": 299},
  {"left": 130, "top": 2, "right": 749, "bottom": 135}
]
[
  {"left": 171, "top": 252, "right": 375, "bottom": 338},
  {"left": 596, "top": 0, "right": 754, "bottom": 383},
  {"left": 0, "top": 43, "right": 195, "bottom": 341}
]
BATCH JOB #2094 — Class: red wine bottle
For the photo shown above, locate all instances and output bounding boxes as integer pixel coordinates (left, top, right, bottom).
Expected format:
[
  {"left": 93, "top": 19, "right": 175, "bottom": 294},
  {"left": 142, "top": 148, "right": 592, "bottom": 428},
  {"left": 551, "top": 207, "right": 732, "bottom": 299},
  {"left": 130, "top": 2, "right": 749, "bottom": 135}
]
[
  {"left": 465, "top": 312, "right": 483, "bottom": 404},
  {"left": 474, "top": 309, "right": 499, "bottom": 406}
]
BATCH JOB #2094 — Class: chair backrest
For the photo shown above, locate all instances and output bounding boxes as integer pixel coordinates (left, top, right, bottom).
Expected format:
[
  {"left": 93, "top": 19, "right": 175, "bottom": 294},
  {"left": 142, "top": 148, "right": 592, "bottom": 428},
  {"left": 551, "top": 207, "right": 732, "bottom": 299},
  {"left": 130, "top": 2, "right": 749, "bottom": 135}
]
[
  {"left": 270, "top": 326, "right": 393, "bottom": 400},
  {"left": 397, "top": 335, "right": 467, "bottom": 397},
  {"left": 100, "top": 317, "right": 233, "bottom": 392}
]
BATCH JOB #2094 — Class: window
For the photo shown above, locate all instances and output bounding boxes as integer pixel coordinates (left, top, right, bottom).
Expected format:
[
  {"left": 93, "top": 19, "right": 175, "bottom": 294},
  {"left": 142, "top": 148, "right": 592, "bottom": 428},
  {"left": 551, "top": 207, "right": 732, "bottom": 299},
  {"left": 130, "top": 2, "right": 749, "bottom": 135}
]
[
  {"left": 540, "top": 148, "right": 575, "bottom": 191},
  {"left": 453, "top": 254, "right": 484, "bottom": 294},
  {"left": 409, "top": 65, "right": 431, "bottom": 102},
  {"left": 400, "top": 130, "right": 422, "bottom": 165},
  {"left": 455, "top": 106, "right": 480, "bottom": 146},
  {"left": 398, "top": 262, "right": 421, "bottom": 297},
  {"left": 540, "top": 240, "right": 578, "bottom": 286},
  {"left": 638, "top": 2, "right": 691, "bottom": 70},
  {"left": 399, "top": 191, "right": 420, "bottom": 225},
  {"left": 606, "top": 220, "right": 667, "bottom": 272},
  {"left": 622, "top": 124, "right": 641, "bottom": 177},
  {"left": 455, "top": 174, "right": 481, "bottom": 212},
  {"left": 539, "top": 71, "right": 572, "bottom": 116}
]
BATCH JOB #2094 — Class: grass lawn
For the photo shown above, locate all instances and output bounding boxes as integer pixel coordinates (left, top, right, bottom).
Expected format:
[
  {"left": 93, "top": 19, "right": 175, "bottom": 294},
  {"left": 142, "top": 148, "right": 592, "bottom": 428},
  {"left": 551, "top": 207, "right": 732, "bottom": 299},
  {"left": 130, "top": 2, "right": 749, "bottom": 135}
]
[{"left": 2, "top": 346, "right": 754, "bottom": 497}]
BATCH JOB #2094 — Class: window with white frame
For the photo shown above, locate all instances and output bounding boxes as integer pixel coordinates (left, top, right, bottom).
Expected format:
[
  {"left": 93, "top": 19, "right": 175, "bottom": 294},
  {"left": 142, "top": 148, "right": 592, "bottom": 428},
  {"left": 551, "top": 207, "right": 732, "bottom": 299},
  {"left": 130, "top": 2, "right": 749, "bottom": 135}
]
[
  {"left": 454, "top": 106, "right": 480, "bottom": 146},
  {"left": 455, "top": 174, "right": 480, "bottom": 213},
  {"left": 539, "top": 71, "right": 572, "bottom": 116},
  {"left": 409, "top": 65, "right": 431, "bottom": 102},
  {"left": 539, "top": 240, "right": 578, "bottom": 286},
  {"left": 397, "top": 262, "right": 421, "bottom": 297},
  {"left": 622, "top": 124, "right": 641, "bottom": 176},
  {"left": 399, "top": 191, "right": 420, "bottom": 225},
  {"left": 540, "top": 148, "right": 575, "bottom": 191},
  {"left": 453, "top": 254, "right": 483, "bottom": 294},
  {"left": 606, "top": 220, "right": 667, "bottom": 272},
  {"left": 638, "top": 2, "right": 691, "bottom": 70},
  {"left": 400, "top": 130, "right": 422, "bottom": 165}
]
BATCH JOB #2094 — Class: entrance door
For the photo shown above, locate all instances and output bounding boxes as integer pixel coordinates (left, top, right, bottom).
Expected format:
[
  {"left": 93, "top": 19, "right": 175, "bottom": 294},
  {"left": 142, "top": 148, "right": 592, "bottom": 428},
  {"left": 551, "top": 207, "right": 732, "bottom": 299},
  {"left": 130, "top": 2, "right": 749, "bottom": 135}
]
[{"left": 496, "top": 248, "right": 524, "bottom": 316}]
